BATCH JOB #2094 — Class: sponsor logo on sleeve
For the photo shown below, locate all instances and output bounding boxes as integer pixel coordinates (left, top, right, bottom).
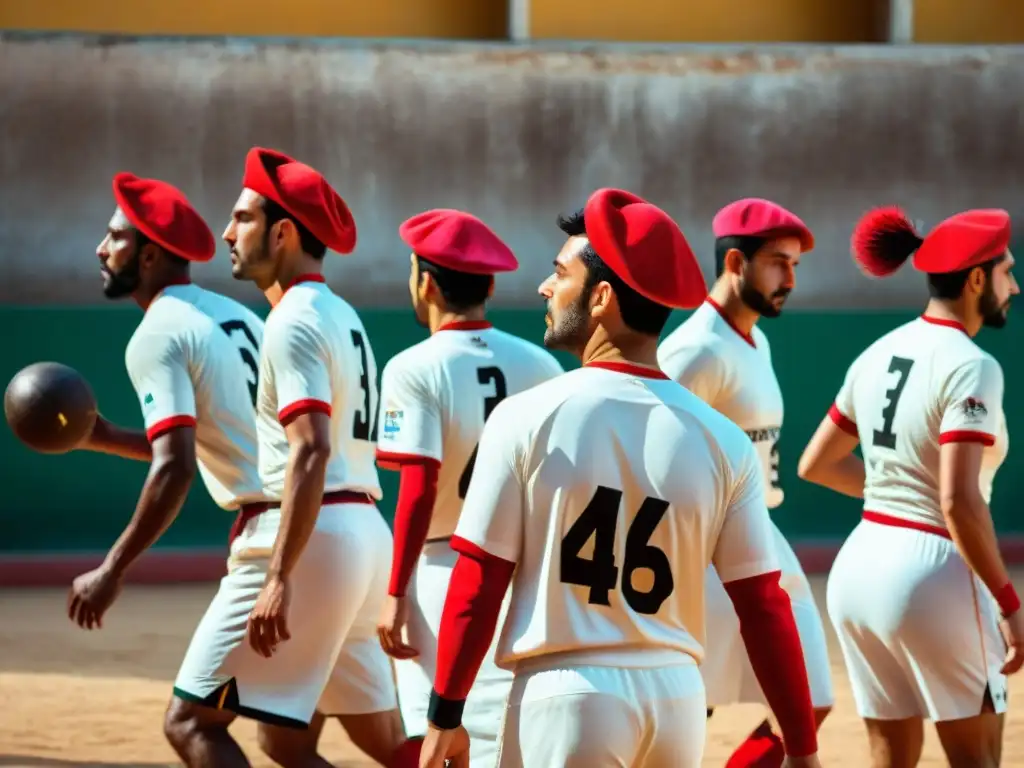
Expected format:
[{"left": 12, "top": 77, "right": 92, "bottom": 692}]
[
  {"left": 959, "top": 397, "right": 988, "bottom": 424},
  {"left": 382, "top": 409, "right": 404, "bottom": 438},
  {"left": 142, "top": 392, "right": 156, "bottom": 413}
]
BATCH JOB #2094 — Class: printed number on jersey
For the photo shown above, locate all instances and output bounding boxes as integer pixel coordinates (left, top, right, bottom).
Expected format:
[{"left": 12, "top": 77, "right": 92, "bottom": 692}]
[
  {"left": 560, "top": 486, "right": 675, "bottom": 615},
  {"left": 872, "top": 356, "right": 914, "bottom": 449},
  {"left": 457, "top": 367, "right": 507, "bottom": 499},
  {"left": 351, "top": 330, "right": 379, "bottom": 441},
  {"left": 218, "top": 320, "right": 260, "bottom": 407}
]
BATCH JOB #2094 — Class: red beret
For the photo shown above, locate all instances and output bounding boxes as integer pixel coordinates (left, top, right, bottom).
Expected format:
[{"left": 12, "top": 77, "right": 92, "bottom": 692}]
[
  {"left": 852, "top": 206, "right": 1010, "bottom": 278},
  {"left": 712, "top": 198, "right": 814, "bottom": 252},
  {"left": 584, "top": 188, "right": 706, "bottom": 310},
  {"left": 242, "top": 147, "right": 356, "bottom": 255},
  {"left": 400, "top": 209, "right": 518, "bottom": 275},
  {"left": 112, "top": 173, "right": 215, "bottom": 263}
]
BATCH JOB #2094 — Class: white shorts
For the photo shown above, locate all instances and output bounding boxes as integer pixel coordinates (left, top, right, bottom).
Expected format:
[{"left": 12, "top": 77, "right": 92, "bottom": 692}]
[
  {"left": 173, "top": 502, "right": 398, "bottom": 728},
  {"left": 496, "top": 655, "right": 706, "bottom": 768},
  {"left": 394, "top": 540, "right": 512, "bottom": 767},
  {"left": 827, "top": 517, "right": 1008, "bottom": 722},
  {"left": 702, "top": 519, "right": 834, "bottom": 709}
]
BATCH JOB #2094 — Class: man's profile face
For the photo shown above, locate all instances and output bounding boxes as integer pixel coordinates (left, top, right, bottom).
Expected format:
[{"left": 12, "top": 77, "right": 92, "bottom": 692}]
[
  {"left": 224, "top": 189, "right": 275, "bottom": 284},
  {"left": 539, "top": 237, "right": 592, "bottom": 353},
  {"left": 96, "top": 207, "right": 142, "bottom": 299}
]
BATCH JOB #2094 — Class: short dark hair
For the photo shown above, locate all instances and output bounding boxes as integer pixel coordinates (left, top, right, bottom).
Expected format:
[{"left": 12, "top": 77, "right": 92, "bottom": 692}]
[
  {"left": 714, "top": 235, "right": 767, "bottom": 278},
  {"left": 557, "top": 209, "right": 672, "bottom": 337},
  {"left": 415, "top": 257, "right": 493, "bottom": 312},
  {"left": 262, "top": 199, "right": 327, "bottom": 260},
  {"left": 927, "top": 255, "right": 1003, "bottom": 299}
]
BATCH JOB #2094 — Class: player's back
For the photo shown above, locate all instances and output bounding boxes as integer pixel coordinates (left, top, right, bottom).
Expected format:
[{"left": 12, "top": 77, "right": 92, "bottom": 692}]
[
  {"left": 378, "top": 322, "right": 563, "bottom": 539},
  {"left": 257, "top": 280, "right": 382, "bottom": 501},
  {"left": 837, "top": 316, "right": 1008, "bottom": 530},
  {"left": 474, "top": 363, "right": 769, "bottom": 670},
  {"left": 126, "top": 283, "right": 265, "bottom": 508}
]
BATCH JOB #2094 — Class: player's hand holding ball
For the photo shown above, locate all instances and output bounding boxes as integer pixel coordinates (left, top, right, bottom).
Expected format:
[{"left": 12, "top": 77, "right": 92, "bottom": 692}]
[{"left": 4, "top": 362, "right": 98, "bottom": 453}]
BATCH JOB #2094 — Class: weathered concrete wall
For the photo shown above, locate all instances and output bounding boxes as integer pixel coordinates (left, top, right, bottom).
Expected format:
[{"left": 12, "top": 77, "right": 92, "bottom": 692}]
[{"left": 2, "top": 34, "right": 1023, "bottom": 309}]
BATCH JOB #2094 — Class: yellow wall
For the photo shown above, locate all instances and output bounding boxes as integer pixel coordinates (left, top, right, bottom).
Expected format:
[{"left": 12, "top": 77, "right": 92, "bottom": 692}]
[
  {"left": 0, "top": 0, "right": 507, "bottom": 39},
  {"left": 914, "top": 0, "right": 1024, "bottom": 43},
  {"left": 529, "top": 0, "right": 880, "bottom": 43}
]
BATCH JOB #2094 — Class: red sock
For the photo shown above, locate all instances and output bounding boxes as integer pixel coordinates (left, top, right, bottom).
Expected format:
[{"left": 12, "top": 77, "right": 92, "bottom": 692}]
[
  {"left": 389, "top": 736, "right": 424, "bottom": 768},
  {"left": 724, "top": 719, "right": 785, "bottom": 768}
]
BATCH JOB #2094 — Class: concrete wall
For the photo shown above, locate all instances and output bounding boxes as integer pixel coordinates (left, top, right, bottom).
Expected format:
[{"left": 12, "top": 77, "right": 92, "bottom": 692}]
[{"left": 2, "top": 34, "right": 1023, "bottom": 309}]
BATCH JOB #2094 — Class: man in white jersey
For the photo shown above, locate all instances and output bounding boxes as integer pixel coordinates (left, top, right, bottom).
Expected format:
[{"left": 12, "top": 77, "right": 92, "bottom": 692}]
[
  {"left": 372, "top": 208, "right": 563, "bottom": 765},
  {"left": 658, "top": 198, "right": 833, "bottom": 767},
  {"left": 158, "top": 148, "right": 422, "bottom": 768},
  {"left": 419, "top": 188, "right": 823, "bottom": 768},
  {"left": 62, "top": 174, "right": 278, "bottom": 765},
  {"left": 798, "top": 206, "right": 1022, "bottom": 767}
]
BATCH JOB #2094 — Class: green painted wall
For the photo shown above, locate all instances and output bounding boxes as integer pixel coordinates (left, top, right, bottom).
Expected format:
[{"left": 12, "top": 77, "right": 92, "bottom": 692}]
[{"left": 1, "top": 306, "right": 1020, "bottom": 554}]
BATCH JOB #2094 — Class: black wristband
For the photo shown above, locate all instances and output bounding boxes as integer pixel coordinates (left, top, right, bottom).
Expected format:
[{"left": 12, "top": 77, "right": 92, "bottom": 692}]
[{"left": 427, "top": 689, "right": 466, "bottom": 730}]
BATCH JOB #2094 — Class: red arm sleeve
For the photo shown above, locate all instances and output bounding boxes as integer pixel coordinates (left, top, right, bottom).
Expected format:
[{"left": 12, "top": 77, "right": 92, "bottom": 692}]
[
  {"left": 427, "top": 537, "right": 515, "bottom": 729},
  {"left": 723, "top": 570, "right": 818, "bottom": 757},
  {"left": 387, "top": 460, "right": 441, "bottom": 597}
]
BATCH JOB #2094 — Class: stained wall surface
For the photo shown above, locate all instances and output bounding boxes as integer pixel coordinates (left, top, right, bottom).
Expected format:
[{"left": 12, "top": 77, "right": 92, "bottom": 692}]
[{"left": 2, "top": 36, "right": 1023, "bottom": 309}]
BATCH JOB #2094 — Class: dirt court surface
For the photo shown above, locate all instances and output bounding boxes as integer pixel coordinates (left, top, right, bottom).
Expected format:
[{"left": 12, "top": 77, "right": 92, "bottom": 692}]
[{"left": 2, "top": 572, "right": 1024, "bottom": 767}]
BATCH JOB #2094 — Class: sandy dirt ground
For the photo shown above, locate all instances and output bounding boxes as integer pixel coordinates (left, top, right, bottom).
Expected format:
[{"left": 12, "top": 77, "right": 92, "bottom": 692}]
[{"left": 2, "top": 572, "right": 1024, "bottom": 767}]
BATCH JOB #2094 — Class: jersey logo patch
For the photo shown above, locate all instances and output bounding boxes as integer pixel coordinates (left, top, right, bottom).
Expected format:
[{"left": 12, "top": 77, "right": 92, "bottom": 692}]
[
  {"left": 142, "top": 392, "right": 156, "bottom": 413},
  {"left": 959, "top": 397, "right": 988, "bottom": 424},
  {"left": 382, "top": 409, "right": 404, "bottom": 437},
  {"left": 470, "top": 336, "right": 488, "bottom": 349}
]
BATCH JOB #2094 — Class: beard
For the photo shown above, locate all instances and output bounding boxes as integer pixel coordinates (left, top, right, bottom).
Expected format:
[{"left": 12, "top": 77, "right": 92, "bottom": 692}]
[
  {"left": 739, "top": 279, "right": 790, "bottom": 319},
  {"left": 101, "top": 252, "right": 141, "bottom": 299},
  {"left": 980, "top": 283, "right": 1011, "bottom": 329},
  {"left": 231, "top": 231, "right": 273, "bottom": 282},
  {"left": 543, "top": 290, "right": 591, "bottom": 352}
]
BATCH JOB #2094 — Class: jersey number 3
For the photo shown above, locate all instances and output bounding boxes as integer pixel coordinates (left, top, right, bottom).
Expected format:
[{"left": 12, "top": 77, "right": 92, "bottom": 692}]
[
  {"left": 457, "top": 367, "right": 507, "bottom": 499},
  {"left": 560, "top": 486, "right": 674, "bottom": 615},
  {"left": 872, "top": 355, "right": 914, "bottom": 449},
  {"left": 219, "top": 320, "right": 260, "bottom": 408},
  {"left": 351, "top": 330, "right": 379, "bottom": 441}
]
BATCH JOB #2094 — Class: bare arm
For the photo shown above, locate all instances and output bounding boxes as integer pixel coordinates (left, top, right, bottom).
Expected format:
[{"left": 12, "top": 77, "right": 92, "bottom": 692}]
[
  {"left": 797, "top": 412, "right": 864, "bottom": 499},
  {"left": 82, "top": 415, "right": 154, "bottom": 463},
  {"left": 267, "top": 411, "right": 331, "bottom": 581},
  {"left": 940, "top": 442, "right": 1015, "bottom": 611},
  {"left": 103, "top": 426, "right": 196, "bottom": 576}
]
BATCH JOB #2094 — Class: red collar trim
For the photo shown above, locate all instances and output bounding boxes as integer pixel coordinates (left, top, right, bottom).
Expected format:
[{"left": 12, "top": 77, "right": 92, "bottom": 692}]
[
  {"left": 437, "top": 320, "right": 493, "bottom": 332},
  {"left": 285, "top": 273, "right": 326, "bottom": 293},
  {"left": 706, "top": 298, "right": 756, "bottom": 348},
  {"left": 921, "top": 314, "right": 968, "bottom": 335},
  {"left": 584, "top": 361, "right": 669, "bottom": 380}
]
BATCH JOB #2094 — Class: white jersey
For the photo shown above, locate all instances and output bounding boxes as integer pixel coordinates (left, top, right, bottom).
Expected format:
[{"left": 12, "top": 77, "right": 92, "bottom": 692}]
[
  {"left": 658, "top": 301, "right": 785, "bottom": 509},
  {"left": 375, "top": 322, "right": 563, "bottom": 540},
  {"left": 125, "top": 283, "right": 264, "bottom": 509},
  {"left": 831, "top": 315, "right": 1008, "bottom": 531},
  {"left": 454, "top": 363, "right": 779, "bottom": 669},
  {"left": 256, "top": 278, "right": 383, "bottom": 501}
]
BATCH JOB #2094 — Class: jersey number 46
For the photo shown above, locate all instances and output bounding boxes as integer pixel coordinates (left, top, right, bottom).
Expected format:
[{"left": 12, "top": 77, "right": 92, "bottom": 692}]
[{"left": 561, "top": 486, "right": 675, "bottom": 615}]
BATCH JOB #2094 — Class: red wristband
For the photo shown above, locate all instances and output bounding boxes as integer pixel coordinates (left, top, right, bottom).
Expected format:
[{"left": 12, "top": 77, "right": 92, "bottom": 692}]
[{"left": 995, "top": 583, "right": 1020, "bottom": 617}]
